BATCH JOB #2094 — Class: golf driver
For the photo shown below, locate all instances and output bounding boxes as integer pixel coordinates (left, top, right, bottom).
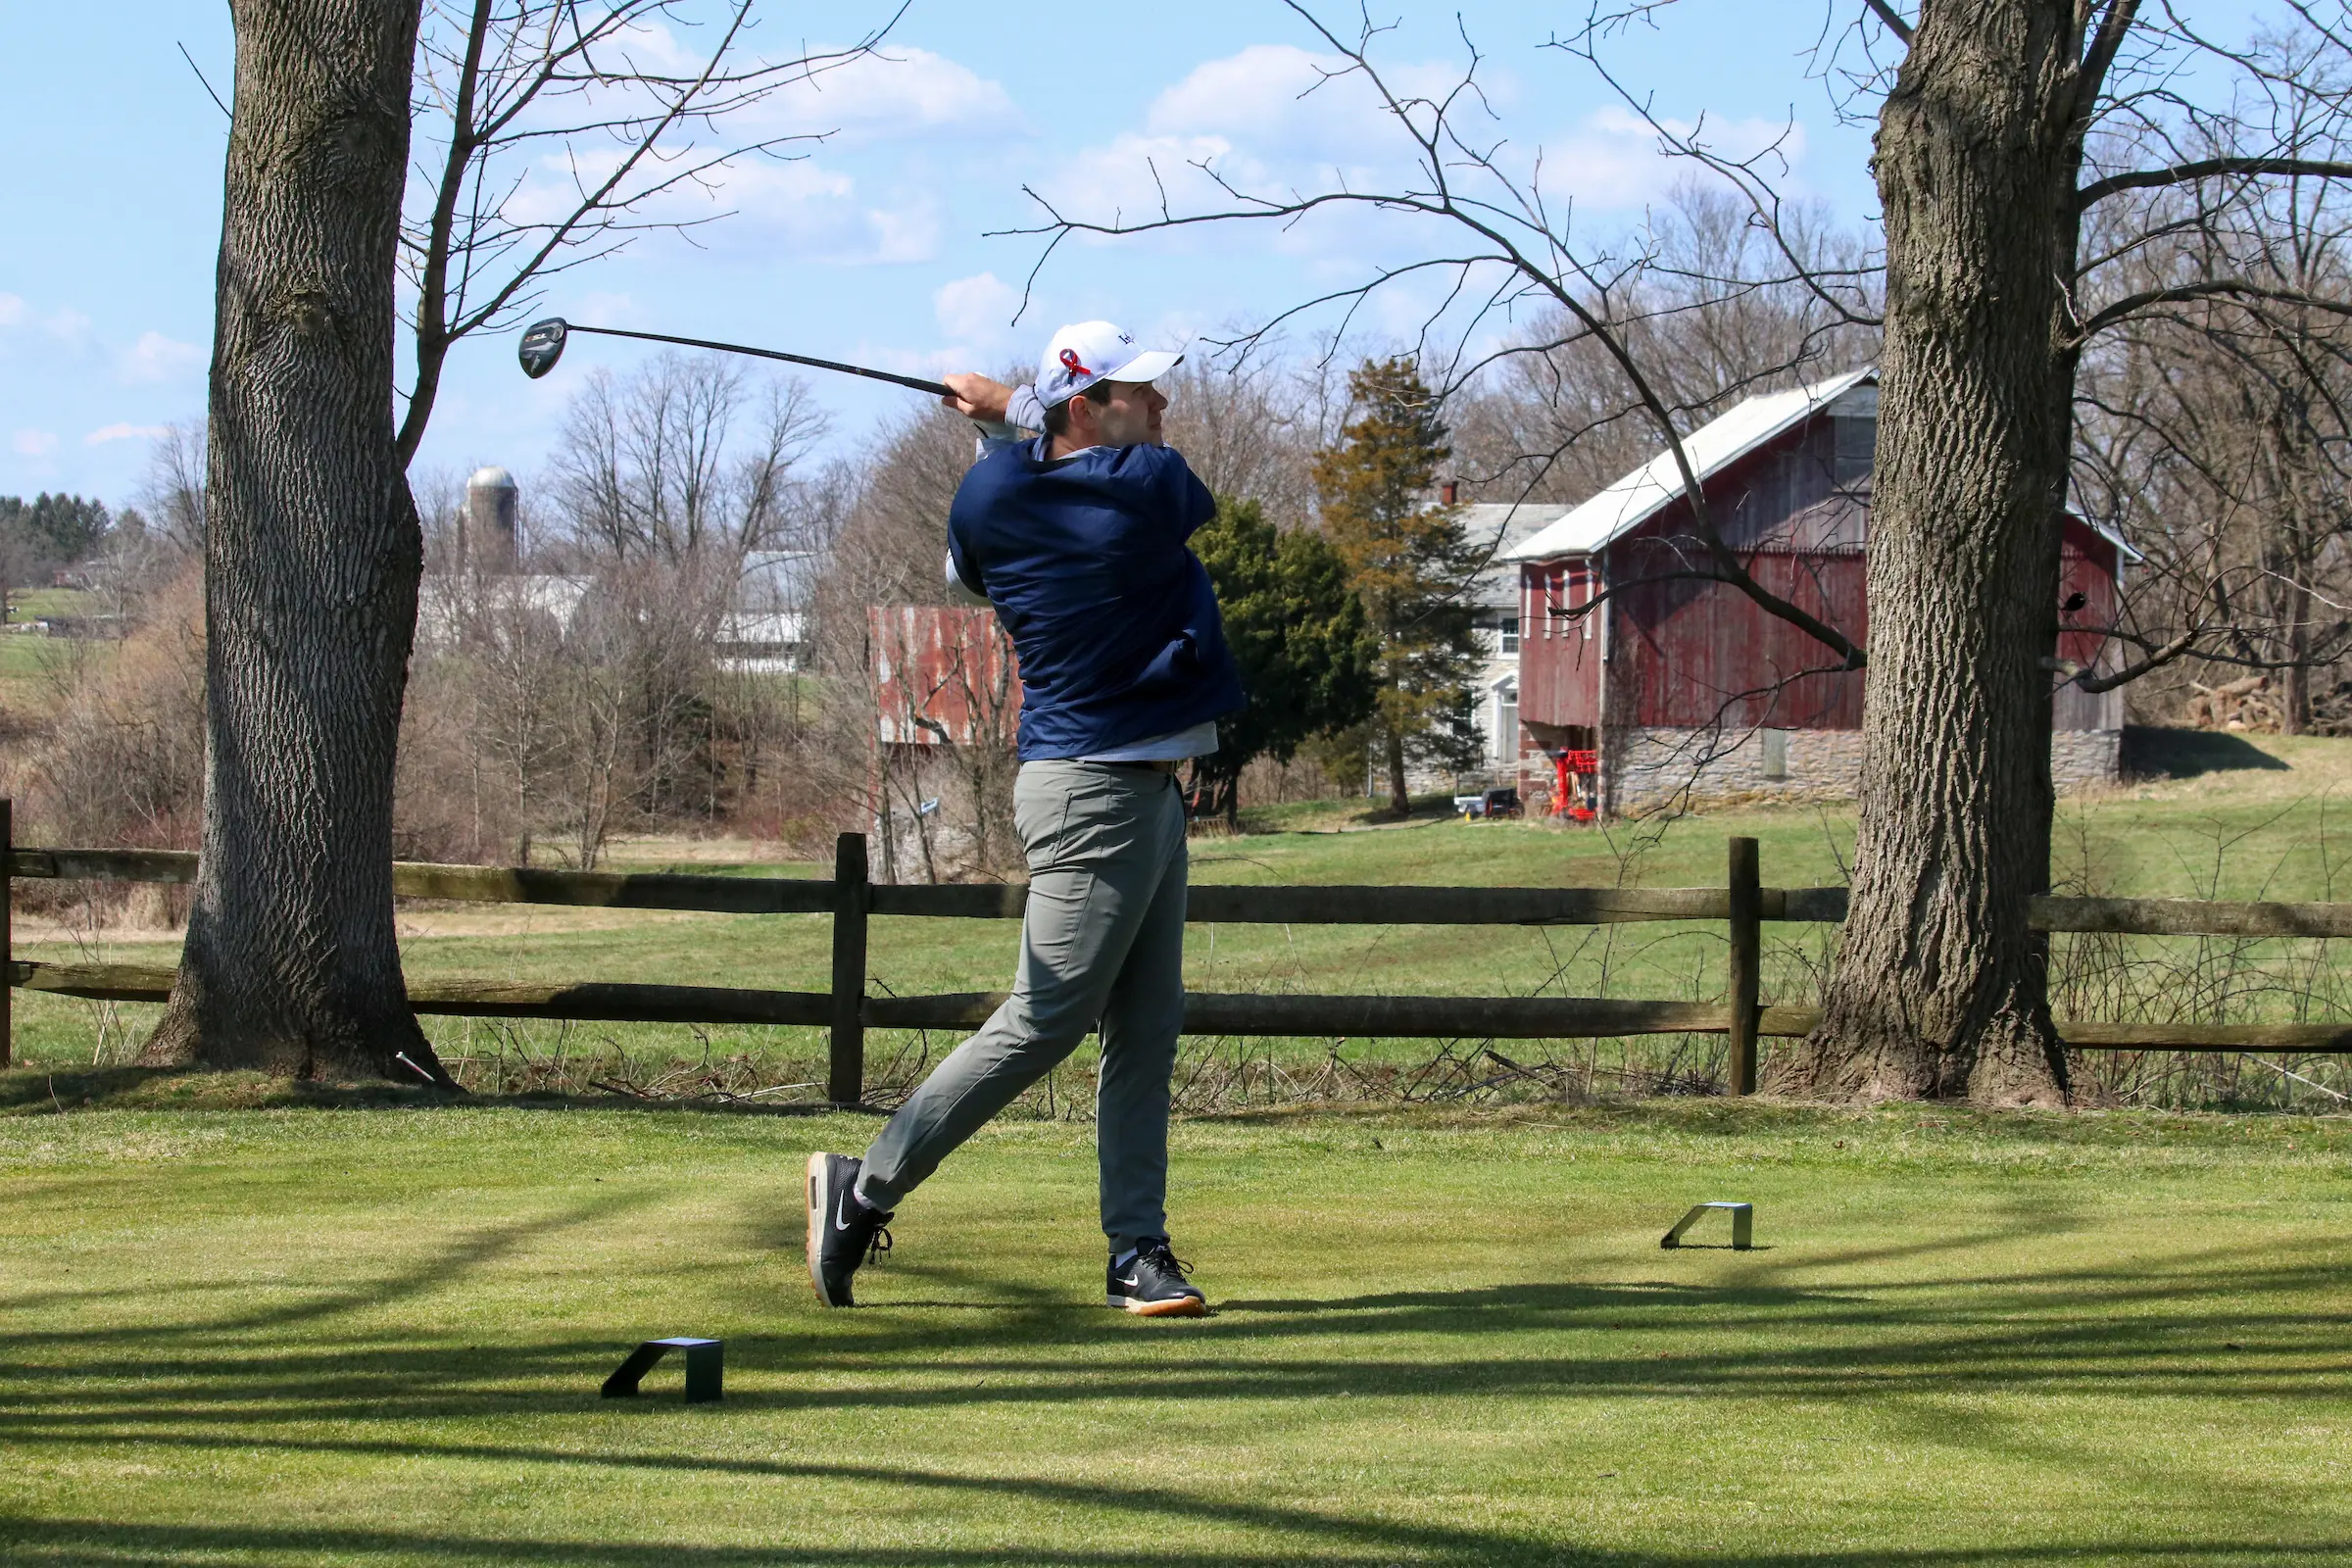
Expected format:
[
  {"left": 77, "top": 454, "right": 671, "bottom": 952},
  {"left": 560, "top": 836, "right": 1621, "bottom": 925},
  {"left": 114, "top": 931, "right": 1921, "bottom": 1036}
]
[{"left": 517, "top": 317, "right": 953, "bottom": 397}]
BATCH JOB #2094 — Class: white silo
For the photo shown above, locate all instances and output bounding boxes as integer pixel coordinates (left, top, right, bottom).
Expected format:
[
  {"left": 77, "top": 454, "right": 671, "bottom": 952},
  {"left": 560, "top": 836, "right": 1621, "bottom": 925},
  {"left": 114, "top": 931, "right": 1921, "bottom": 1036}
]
[{"left": 464, "top": 466, "right": 518, "bottom": 571}]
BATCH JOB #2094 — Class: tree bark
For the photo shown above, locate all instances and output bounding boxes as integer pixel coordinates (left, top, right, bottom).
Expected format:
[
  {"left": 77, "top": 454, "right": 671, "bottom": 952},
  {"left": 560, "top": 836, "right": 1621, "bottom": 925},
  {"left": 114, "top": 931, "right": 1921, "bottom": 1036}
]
[
  {"left": 143, "top": 0, "right": 452, "bottom": 1086},
  {"left": 1770, "top": 0, "right": 2080, "bottom": 1106},
  {"left": 2279, "top": 576, "right": 2313, "bottom": 734},
  {"left": 1386, "top": 729, "right": 1411, "bottom": 817}
]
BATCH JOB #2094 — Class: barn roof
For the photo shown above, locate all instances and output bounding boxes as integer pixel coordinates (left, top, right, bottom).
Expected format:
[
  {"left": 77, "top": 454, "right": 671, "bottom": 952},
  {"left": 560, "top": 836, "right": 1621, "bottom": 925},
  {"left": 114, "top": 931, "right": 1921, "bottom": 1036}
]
[
  {"left": 1506, "top": 368, "right": 1876, "bottom": 562},
  {"left": 1504, "top": 367, "right": 2144, "bottom": 565}
]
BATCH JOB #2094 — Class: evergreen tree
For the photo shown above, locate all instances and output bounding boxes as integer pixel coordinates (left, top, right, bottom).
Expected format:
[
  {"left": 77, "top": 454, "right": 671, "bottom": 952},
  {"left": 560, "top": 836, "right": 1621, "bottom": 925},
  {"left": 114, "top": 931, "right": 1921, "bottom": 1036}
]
[
  {"left": 0, "top": 493, "right": 112, "bottom": 616},
  {"left": 1311, "top": 358, "right": 1484, "bottom": 816},
  {"left": 1190, "top": 496, "right": 1378, "bottom": 824},
  {"left": 26, "top": 493, "right": 112, "bottom": 564}
]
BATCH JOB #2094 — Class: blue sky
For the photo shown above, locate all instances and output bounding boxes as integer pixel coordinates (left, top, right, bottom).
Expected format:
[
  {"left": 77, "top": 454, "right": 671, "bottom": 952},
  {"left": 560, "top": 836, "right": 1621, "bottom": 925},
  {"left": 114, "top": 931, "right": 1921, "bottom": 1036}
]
[{"left": 1, "top": 1, "right": 1914, "bottom": 510}]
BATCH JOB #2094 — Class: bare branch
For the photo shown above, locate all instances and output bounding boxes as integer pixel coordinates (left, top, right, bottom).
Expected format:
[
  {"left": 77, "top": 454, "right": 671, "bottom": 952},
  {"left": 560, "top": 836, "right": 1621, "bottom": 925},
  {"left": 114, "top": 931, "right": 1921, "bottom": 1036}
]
[
  {"left": 395, "top": 0, "right": 902, "bottom": 466},
  {"left": 2072, "top": 276, "right": 2352, "bottom": 341},
  {"left": 2078, "top": 154, "right": 2352, "bottom": 210},
  {"left": 1001, "top": 3, "right": 1870, "bottom": 668},
  {"left": 2072, "top": 0, "right": 2142, "bottom": 133},
  {"left": 1861, "top": 0, "right": 1912, "bottom": 46}
]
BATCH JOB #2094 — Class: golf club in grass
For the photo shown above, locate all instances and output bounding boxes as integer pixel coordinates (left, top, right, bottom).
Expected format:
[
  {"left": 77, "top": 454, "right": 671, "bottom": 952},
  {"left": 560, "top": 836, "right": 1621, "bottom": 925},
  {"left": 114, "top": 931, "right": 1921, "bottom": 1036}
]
[{"left": 517, "top": 317, "right": 953, "bottom": 398}]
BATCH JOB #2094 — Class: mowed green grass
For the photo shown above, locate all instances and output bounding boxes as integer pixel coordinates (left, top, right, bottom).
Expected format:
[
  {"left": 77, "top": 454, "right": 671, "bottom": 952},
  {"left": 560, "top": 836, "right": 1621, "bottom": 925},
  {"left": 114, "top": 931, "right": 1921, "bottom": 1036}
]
[{"left": 0, "top": 1097, "right": 2347, "bottom": 1565}]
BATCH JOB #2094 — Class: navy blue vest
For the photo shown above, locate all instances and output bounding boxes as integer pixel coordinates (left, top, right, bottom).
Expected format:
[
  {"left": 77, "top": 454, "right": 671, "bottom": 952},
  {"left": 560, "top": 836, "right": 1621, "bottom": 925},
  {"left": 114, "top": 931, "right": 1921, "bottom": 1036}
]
[{"left": 947, "top": 439, "right": 1246, "bottom": 760}]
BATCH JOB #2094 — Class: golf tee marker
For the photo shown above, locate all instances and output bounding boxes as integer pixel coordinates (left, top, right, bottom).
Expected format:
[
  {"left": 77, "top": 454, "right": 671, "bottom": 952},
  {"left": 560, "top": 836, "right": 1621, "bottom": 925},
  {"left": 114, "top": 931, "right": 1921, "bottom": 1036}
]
[
  {"left": 1660, "top": 1201, "right": 1753, "bottom": 1250},
  {"left": 602, "top": 1337, "right": 723, "bottom": 1402}
]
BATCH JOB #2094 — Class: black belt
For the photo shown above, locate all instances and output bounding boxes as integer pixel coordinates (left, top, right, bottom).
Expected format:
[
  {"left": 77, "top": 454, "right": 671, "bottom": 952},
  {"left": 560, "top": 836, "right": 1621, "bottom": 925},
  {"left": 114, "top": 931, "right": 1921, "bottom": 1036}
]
[{"left": 1095, "top": 759, "right": 1180, "bottom": 774}]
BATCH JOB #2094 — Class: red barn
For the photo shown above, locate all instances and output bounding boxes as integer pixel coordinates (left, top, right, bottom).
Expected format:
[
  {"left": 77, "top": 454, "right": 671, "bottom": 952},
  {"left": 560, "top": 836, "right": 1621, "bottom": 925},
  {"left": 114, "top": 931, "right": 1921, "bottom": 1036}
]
[
  {"left": 1506, "top": 368, "right": 2129, "bottom": 816},
  {"left": 870, "top": 605, "right": 1020, "bottom": 748}
]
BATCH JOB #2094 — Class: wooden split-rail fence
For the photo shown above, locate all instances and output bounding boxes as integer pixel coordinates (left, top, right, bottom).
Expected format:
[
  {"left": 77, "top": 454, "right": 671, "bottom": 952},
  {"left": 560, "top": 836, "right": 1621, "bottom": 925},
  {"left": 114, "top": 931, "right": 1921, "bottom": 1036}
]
[{"left": 8, "top": 803, "right": 2352, "bottom": 1101}]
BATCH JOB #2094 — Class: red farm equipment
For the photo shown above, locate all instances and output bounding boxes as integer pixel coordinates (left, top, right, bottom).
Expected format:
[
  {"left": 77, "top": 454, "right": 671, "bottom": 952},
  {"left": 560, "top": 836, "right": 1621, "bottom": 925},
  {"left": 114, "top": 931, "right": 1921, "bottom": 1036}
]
[{"left": 1551, "top": 749, "right": 1598, "bottom": 821}]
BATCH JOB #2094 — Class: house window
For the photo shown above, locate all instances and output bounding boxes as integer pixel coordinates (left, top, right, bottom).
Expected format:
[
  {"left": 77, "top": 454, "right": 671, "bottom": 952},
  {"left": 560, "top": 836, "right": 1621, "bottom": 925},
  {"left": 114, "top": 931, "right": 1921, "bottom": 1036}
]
[
  {"left": 1499, "top": 616, "right": 1519, "bottom": 655},
  {"left": 1834, "top": 416, "right": 1876, "bottom": 487},
  {"left": 1761, "top": 728, "right": 1789, "bottom": 780}
]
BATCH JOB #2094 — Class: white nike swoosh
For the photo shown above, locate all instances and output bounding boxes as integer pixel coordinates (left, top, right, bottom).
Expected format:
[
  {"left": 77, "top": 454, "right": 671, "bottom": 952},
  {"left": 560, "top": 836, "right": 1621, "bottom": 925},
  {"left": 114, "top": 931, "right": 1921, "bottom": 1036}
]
[
  {"left": 834, "top": 1200, "right": 857, "bottom": 1232},
  {"left": 1115, "top": 1275, "right": 1141, "bottom": 1288}
]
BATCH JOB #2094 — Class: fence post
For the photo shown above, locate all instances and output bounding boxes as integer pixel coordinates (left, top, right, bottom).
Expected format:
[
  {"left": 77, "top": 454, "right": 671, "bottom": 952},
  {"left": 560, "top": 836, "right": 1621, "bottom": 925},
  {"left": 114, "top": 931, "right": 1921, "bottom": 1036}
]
[
  {"left": 1727, "top": 835, "right": 1760, "bottom": 1096},
  {"left": 2, "top": 799, "right": 11, "bottom": 1070},
  {"left": 828, "top": 832, "right": 869, "bottom": 1106}
]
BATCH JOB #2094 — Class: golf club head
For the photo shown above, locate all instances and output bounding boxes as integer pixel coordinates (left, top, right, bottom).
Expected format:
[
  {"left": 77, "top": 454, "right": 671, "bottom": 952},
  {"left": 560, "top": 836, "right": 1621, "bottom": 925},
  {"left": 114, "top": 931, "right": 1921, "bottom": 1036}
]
[{"left": 517, "top": 317, "right": 568, "bottom": 379}]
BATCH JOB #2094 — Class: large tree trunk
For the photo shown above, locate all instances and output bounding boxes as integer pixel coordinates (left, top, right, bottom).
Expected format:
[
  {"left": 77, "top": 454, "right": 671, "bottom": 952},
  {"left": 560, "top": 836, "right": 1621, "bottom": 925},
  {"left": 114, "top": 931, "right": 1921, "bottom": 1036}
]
[
  {"left": 143, "top": 0, "right": 451, "bottom": 1086},
  {"left": 2281, "top": 593, "right": 2313, "bottom": 734},
  {"left": 1385, "top": 729, "right": 1411, "bottom": 818},
  {"left": 1770, "top": 0, "right": 2081, "bottom": 1106}
]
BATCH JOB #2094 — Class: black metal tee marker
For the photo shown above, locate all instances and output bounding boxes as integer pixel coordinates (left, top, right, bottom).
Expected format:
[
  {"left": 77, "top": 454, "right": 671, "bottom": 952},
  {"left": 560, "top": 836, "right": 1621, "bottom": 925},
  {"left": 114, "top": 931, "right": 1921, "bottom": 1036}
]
[{"left": 603, "top": 1337, "right": 723, "bottom": 1403}]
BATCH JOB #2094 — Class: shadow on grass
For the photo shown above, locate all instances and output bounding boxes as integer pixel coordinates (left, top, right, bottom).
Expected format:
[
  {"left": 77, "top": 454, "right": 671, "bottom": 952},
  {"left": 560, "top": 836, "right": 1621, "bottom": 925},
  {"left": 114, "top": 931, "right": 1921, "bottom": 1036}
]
[
  {"left": 0, "top": 1065, "right": 860, "bottom": 1118},
  {"left": 1, "top": 1503, "right": 2343, "bottom": 1566},
  {"left": 5, "top": 1225, "right": 2346, "bottom": 1440},
  {"left": 2121, "top": 726, "right": 2293, "bottom": 779},
  {"left": 5, "top": 1188, "right": 2348, "bottom": 1564}
]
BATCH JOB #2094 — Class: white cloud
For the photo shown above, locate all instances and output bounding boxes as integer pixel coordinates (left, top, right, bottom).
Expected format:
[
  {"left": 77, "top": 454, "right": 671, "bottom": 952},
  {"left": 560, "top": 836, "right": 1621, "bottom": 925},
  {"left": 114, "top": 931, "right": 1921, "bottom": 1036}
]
[
  {"left": 0, "top": 293, "right": 94, "bottom": 343},
  {"left": 1561, "top": 106, "right": 1803, "bottom": 207},
  {"left": 1036, "top": 130, "right": 1252, "bottom": 231},
  {"left": 1048, "top": 47, "right": 1801, "bottom": 248},
  {"left": 933, "top": 272, "right": 1022, "bottom": 345},
  {"left": 500, "top": 30, "right": 1019, "bottom": 148},
  {"left": 121, "top": 330, "right": 204, "bottom": 384},
  {"left": 1034, "top": 46, "right": 1442, "bottom": 232},
  {"left": 752, "top": 46, "right": 1023, "bottom": 144},
  {"left": 474, "top": 44, "right": 1014, "bottom": 270},
  {"left": 13, "top": 429, "right": 59, "bottom": 457},
  {"left": 708, "top": 158, "right": 940, "bottom": 264},
  {"left": 511, "top": 146, "right": 938, "bottom": 265},
  {"left": 1145, "top": 44, "right": 1389, "bottom": 161},
  {"left": 85, "top": 422, "right": 171, "bottom": 446}
]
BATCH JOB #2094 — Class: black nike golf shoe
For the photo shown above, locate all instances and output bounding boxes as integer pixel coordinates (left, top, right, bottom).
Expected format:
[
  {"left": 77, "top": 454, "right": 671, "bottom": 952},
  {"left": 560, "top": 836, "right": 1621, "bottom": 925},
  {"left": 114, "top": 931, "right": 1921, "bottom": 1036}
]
[
  {"left": 807, "top": 1152, "right": 892, "bottom": 1307},
  {"left": 1105, "top": 1237, "right": 1206, "bottom": 1317}
]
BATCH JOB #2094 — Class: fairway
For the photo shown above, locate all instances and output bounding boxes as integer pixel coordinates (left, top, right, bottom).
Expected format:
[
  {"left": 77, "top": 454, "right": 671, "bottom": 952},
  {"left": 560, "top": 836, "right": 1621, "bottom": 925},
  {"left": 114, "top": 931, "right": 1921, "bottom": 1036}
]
[{"left": 2, "top": 1095, "right": 2347, "bottom": 1565}]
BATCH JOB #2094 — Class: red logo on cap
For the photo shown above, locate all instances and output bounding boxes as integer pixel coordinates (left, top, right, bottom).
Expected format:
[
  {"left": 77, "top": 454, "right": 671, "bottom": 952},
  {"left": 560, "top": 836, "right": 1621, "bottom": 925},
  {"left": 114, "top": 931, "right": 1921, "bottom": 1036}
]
[{"left": 1058, "top": 348, "right": 1093, "bottom": 378}]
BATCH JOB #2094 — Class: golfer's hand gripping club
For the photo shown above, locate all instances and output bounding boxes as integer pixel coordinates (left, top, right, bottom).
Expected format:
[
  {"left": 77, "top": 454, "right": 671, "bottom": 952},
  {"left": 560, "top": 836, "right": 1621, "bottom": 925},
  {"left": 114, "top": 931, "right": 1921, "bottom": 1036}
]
[{"left": 937, "top": 373, "right": 1016, "bottom": 424}]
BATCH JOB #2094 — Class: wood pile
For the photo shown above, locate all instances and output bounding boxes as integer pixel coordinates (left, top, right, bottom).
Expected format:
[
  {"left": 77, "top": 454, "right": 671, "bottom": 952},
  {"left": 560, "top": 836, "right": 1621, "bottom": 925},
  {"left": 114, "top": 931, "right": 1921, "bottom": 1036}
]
[{"left": 2182, "top": 673, "right": 2282, "bottom": 732}]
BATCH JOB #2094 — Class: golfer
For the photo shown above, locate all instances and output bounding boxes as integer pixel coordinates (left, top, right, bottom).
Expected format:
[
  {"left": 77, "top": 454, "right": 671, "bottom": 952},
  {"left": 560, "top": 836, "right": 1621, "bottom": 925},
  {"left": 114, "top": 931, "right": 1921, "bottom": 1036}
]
[{"left": 808, "top": 320, "right": 1244, "bottom": 1317}]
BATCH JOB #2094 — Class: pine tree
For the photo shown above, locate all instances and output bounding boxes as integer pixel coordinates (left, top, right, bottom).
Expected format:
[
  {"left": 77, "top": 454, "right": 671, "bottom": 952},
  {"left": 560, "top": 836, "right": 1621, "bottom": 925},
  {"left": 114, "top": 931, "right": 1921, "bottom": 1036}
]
[
  {"left": 1190, "top": 496, "right": 1378, "bottom": 823},
  {"left": 1311, "top": 358, "right": 1484, "bottom": 816}
]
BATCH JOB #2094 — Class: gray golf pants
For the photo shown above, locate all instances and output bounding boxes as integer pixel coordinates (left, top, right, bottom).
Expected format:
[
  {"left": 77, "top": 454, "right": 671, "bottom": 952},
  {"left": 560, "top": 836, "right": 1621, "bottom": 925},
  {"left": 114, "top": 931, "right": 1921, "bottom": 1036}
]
[{"left": 855, "top": 759, "right": 1189, "bottom": 1253}]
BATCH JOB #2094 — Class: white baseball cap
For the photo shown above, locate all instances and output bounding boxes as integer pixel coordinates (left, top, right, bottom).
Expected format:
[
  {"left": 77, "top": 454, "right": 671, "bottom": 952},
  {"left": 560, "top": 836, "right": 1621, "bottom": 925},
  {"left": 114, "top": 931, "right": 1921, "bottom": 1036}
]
[{"left": 1035, "top": 320, "right": 1185, "bottom": 408}]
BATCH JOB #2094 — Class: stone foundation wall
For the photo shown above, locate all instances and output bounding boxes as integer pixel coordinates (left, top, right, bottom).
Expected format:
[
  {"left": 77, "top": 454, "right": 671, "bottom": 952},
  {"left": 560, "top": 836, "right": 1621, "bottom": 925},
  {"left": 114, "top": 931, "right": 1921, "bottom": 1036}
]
[
  {"left": 2050, "top": 726, "right": 2123, "bottom": 794},
  {"left": 1517, "top": 724, "right": 2123, "bottom": 814},
  {"left": 1609, "top": 727, "right": 1868, "bottom": 812}
]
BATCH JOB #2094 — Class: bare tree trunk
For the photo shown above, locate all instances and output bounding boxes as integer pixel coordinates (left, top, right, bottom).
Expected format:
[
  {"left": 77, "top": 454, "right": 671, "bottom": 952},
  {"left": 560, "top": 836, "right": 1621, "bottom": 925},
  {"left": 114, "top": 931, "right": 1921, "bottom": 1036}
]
[
  {"left": 1385, "top": 729, "right": 1410, "bottom": 818},
  {"left": 2280, "top": 577, "right": 2313, "bottom": 734},
  {"left": 1772, "top": 0, "right": 2076, "bottom": 1106},
  {"left": 143, "top": 0, "right": 450, "bottom": 1086}
]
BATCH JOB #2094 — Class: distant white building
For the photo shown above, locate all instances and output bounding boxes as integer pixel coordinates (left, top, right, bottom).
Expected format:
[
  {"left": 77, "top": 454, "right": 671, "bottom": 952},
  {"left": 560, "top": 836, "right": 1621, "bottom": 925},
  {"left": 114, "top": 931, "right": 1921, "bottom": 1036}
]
[
  {"left": 414, "top": 571, "right": 592, "bottom": 649},
  {"left": 416, "top": 488, "right": 822, "bottom": 670},
  {"left": 722, "top": 550, "right": 820, "bottom": 671},
  {"left": 1456, "top": 498, "right": 1569, "bottom": 777}
]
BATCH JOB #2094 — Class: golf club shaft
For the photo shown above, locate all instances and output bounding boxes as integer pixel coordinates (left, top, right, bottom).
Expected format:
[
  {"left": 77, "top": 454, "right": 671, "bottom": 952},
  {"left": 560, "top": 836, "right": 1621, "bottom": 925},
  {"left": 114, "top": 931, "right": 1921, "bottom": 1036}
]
[{"left": 565, "top": 324, "right": 953, "bottom": 398}]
